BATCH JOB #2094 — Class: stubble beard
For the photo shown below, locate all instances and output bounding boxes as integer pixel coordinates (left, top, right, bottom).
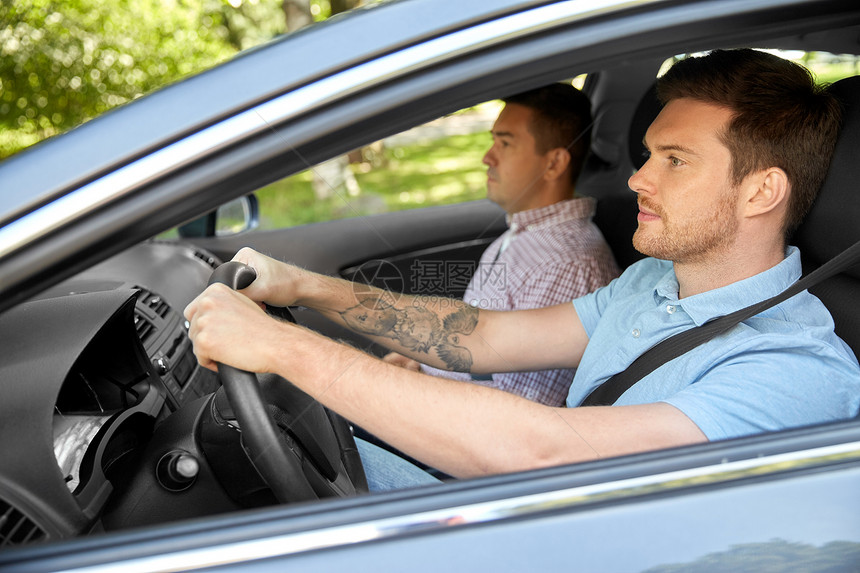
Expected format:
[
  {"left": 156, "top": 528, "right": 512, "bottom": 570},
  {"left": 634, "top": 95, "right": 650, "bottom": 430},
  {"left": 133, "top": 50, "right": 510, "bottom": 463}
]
[{"left": 632, "top": 188, "right": 741, "bottom": 264}]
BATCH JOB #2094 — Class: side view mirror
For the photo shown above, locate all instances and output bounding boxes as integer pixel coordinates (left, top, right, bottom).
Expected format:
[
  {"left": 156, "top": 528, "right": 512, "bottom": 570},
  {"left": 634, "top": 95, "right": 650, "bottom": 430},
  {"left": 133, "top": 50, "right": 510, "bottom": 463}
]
[
  {"left": 214, "top": 194, "right": 260, "bottom": 236},
  {"left": 178, "top": 195, "right": 259, "bottom": 238}
]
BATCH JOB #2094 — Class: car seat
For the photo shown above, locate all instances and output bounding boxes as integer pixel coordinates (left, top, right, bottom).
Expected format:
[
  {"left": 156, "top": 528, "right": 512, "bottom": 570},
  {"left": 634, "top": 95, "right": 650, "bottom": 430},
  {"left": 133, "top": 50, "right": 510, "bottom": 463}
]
[{"left": 793, "top": 75, "right": 860, "bottom": 360}]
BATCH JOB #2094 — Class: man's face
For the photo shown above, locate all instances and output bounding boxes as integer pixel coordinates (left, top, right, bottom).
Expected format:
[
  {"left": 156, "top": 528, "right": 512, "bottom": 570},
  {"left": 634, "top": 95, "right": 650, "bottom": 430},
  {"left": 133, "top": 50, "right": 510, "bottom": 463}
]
[
  {"left": 483, "top": 103, "right": 551, "bottom": 213},
  {"left": 628, "top": 98, "right": 742, "bottom": 264}
]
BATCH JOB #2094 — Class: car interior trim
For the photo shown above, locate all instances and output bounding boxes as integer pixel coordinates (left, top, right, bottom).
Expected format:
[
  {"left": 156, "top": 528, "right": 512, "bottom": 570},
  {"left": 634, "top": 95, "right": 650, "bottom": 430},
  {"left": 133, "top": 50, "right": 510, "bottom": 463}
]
[
  {"left": 58, "top": 439, "right": 860, "bottom": 573},
  {"left": 0, "top": 0, "right": 665, "bottom": 263}
]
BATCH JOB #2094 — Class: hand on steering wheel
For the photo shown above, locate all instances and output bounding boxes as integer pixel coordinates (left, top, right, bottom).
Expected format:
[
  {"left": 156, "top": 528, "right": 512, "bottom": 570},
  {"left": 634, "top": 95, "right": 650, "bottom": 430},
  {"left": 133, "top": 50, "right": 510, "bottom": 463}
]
[{"left": 207, "top": 261, "right": 366, "bottom": 503}]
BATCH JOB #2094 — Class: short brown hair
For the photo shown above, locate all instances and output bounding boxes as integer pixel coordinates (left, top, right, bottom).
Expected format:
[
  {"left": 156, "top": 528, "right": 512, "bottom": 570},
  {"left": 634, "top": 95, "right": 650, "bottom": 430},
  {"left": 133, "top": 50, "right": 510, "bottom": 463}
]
[
  {"left": 656, "top": 48, "right": 842, "bottom": 236},
  {"left": 503, "top": 83, "right": 593, "bottom": 183}
]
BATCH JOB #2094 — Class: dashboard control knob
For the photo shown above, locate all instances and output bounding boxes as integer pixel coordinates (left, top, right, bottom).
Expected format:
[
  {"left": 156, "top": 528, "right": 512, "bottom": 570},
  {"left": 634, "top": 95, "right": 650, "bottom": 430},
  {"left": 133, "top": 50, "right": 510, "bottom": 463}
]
[
  {"left": 174, "top": 454, "right": 199, "bottom": 479},
  {"left": 156, "top": 451, "right": 200, "bottom": 492},
  {"left": 152, "top": 356, "right": 169, "bottom": 375}
]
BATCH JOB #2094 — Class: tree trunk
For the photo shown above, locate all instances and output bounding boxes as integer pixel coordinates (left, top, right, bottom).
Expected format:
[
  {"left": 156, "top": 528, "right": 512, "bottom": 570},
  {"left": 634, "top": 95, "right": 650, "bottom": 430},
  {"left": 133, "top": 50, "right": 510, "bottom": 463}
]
[
  {"left": 283, "top": 0, "right": 313, "bottom": 32},
  {"left": 311, "top": 156, "right": 361, "bottom": 200},
  {"left": 330, "top": 0, "right": 352, "bottom": 16},
  {"left": 283, "top": 0, "right": 362, "bottom": 201}
]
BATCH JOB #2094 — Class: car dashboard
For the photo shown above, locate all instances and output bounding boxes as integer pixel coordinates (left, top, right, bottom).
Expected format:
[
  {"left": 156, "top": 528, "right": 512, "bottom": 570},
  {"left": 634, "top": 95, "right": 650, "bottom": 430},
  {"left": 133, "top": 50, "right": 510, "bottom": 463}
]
[{"left": 0, "top": 240, "right": 224, "bottom": 543}]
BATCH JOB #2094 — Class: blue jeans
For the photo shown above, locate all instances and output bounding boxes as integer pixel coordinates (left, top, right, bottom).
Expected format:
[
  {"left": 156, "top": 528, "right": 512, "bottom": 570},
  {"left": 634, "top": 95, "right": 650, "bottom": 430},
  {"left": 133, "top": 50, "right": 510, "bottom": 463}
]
[{"left": 355, "top": 438, "right": 442, "bottom": 492}]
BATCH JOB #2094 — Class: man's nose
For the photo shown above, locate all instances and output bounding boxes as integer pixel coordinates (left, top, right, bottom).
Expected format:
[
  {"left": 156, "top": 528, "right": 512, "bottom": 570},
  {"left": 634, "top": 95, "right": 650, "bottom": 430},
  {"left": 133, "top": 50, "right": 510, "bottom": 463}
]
[
  {"left": 628, "top": 159, "right": 653, "bottom": 196},
  {"left": 482, "top": 146, "right": 496, "bottom": 166}
]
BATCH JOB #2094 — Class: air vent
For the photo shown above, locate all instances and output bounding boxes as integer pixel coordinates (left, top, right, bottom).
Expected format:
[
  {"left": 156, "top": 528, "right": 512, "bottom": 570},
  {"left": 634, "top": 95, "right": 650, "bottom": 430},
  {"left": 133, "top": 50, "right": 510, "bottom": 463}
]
[
  {"left": 135, "top": 313, "right": 155, "bottom": 343},
  {"left": 136, "top": 288, "right": 170, "bottom": 319},
  {"left": 0, "top": 500, "right": 47, "bottom": 547},
  {"left": 134, "top": 287, "right": 172, "bottom": 344},
  {"left": 193, "top": 249, "right": 219, "bottom": 270}
]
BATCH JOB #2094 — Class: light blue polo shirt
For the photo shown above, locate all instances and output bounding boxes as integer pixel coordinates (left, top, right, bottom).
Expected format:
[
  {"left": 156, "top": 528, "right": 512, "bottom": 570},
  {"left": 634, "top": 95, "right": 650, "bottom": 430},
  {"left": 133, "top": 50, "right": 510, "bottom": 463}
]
[{"left": 569, "top": 247, "right": 860, "bottom": 440}]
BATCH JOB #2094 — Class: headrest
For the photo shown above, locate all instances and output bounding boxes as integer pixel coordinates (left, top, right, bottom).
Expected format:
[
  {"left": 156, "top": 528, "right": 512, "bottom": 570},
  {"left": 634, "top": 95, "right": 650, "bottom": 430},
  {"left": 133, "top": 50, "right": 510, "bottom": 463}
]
[
  {"left": 627, "top": 83, "right": 661, "bottom": 170},
  {"left": 793, "top": 75, "right": 860, "bottom": 278}
]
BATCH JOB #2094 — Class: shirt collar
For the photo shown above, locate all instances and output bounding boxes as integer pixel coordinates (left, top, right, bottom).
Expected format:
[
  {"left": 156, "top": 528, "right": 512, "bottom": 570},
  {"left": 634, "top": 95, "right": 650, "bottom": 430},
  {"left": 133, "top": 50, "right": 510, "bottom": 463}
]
[
  {"left": 653, "top": 246, "right": 803, "bottom": 326},
  {"left": 505, "top": 196, "right": 596, "bottom": 235}
]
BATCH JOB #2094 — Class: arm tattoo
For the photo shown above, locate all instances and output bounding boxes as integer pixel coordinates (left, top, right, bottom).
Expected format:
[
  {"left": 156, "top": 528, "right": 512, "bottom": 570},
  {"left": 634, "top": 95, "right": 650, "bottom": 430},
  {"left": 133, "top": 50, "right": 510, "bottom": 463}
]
[{"left": 339, "top": 295, "right": 479, "bottom": 372}]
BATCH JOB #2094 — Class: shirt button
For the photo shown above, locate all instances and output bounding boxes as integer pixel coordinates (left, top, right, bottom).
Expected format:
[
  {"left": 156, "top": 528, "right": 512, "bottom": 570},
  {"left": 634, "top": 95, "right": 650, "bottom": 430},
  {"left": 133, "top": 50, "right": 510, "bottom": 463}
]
[
  {"left": 632, "top": 328, "right": 641, "bottom": 338},
  {"left": 666, "top": 304, "right": 676, "bottom": 314}
]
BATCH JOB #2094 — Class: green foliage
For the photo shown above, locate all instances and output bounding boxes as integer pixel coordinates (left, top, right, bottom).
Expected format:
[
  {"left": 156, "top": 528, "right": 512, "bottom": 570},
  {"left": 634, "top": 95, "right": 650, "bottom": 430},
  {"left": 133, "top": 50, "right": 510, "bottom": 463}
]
[
  {"left": 0, "top": 0, "right": 292, "bottom": 159},
  {"left": 217, "top": 0, "right": 288, "bottom": 50}
]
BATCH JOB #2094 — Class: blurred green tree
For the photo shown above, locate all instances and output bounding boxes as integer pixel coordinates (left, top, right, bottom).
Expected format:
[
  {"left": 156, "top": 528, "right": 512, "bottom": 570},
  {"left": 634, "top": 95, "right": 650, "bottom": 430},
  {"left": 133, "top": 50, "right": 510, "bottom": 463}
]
[
  {"left": 0, "top": 0, "right": 289, "bottom": 158},
  {"left": 0, "top": 0, "right": 362, "bottom": 159}
]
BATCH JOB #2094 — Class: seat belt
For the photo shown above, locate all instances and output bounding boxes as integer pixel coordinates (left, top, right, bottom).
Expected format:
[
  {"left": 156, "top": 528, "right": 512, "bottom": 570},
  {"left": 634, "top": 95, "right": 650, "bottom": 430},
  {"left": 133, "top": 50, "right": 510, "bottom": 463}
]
[{"left": 580, "top": 239, "right": 860, "bottom": 407}]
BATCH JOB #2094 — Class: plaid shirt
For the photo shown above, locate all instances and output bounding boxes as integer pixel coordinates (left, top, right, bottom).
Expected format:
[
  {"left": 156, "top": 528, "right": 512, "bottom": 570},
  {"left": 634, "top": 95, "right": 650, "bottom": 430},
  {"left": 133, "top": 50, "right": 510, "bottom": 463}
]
[{"left": 422, "top": 197, "right": 620, "bottom": 406}]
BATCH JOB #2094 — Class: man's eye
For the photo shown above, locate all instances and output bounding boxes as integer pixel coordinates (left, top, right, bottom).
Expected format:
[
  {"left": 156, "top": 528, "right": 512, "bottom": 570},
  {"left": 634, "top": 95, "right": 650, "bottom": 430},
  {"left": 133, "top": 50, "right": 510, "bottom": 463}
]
[{"left": 670, "top": 157, "right": 684, "bottom": 166}]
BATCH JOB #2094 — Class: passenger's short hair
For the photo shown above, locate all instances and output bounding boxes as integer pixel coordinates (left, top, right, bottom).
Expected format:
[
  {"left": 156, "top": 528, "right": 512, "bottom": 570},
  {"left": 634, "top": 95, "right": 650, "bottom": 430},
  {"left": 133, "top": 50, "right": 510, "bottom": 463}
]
[
  {"left": 656, "top": 48, "right": 842, "bottom": 236},
  {"left": 503, "top": 83, "right": 593, "bottom": 183}
]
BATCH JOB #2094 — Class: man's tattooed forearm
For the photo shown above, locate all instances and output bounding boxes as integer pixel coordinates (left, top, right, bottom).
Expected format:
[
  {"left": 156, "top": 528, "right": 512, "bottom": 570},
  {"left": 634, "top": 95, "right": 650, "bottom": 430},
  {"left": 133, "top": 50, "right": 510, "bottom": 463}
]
[
  {"left": 339, "top": 296, "right": 479, "bottom": 371},
  {"left": 443, "top": 305, "right": 478, "bottom": 334}
]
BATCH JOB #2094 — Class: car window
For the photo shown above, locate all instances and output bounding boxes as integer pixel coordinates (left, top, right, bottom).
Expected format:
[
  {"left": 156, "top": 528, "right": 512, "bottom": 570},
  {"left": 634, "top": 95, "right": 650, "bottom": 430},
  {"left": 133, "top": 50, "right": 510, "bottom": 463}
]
[
  {"left": 249, "top": 74, "right": 588, "bottom": 231},
  {"left": 254, "top": 101, "right": 499, "bottom": 230}
]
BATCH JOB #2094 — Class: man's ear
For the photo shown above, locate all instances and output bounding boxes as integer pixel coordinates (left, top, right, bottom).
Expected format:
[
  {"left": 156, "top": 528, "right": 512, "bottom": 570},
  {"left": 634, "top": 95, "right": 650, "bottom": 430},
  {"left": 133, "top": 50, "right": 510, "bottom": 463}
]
[
  {"left": 744, "top": 167, "right": 789, "bottom": 218},
  {"left": 544, "top": 148, "right": 572, "bottom": 181}
]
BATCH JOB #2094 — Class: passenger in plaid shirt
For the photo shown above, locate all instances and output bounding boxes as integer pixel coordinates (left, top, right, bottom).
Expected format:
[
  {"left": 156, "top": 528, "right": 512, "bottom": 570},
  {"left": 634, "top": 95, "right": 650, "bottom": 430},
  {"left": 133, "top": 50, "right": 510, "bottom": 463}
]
[{"left": 385, "top": 84, "right": 619, "bottom": 405}]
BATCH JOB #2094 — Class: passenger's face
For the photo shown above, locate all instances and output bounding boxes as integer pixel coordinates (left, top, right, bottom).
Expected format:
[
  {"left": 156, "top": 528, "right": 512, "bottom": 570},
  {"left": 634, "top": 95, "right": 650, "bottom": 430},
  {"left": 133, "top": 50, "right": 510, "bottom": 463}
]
[
  {"left": 482, "top": 104, "right": 551, "bottom": 214},
  {"left": 628, "top": 98, "right": 742, "bottom": 264}
]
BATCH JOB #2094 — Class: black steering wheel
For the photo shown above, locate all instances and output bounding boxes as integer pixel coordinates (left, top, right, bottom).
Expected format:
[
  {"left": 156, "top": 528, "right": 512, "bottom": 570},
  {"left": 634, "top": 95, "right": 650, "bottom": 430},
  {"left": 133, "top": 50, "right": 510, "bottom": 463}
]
[{"left": 207, "top": 261, "right": 367, "bottom": 503}]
